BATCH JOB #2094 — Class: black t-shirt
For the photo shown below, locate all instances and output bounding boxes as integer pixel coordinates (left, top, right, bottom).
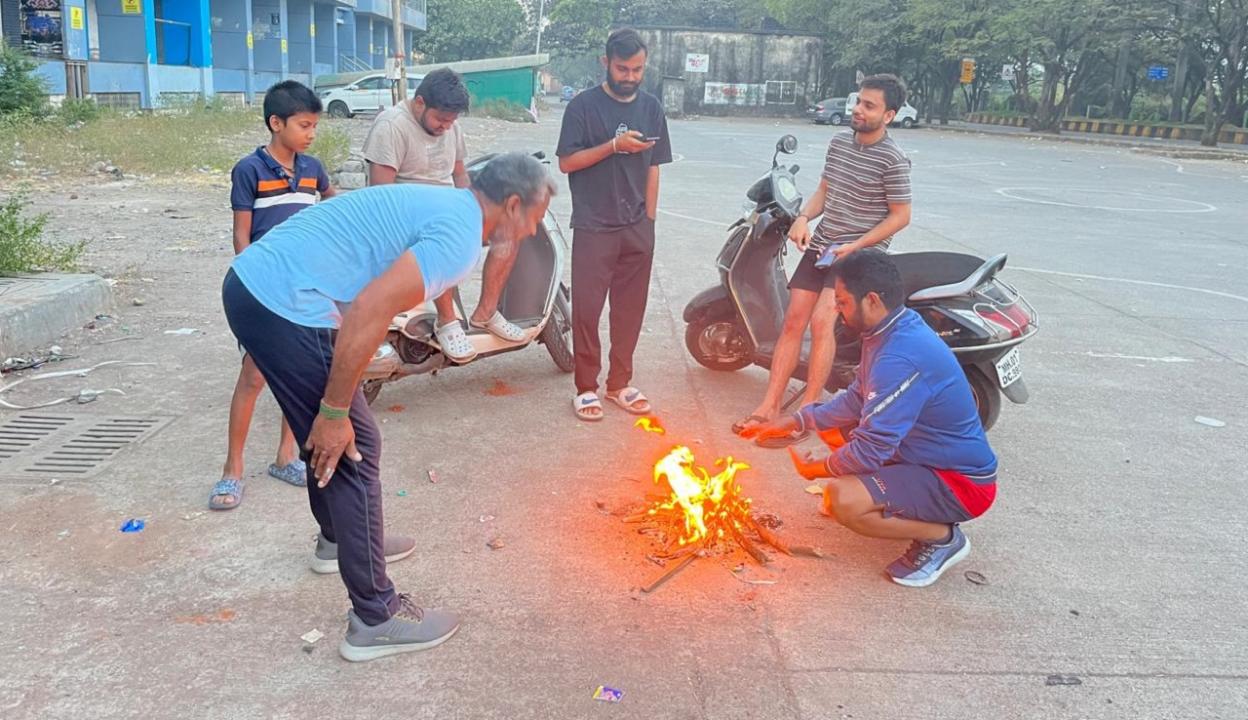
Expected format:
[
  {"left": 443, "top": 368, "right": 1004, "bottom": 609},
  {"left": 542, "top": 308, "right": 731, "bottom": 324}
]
[{"left": 556, "top": 86, "right": 673, "bottom": 230}]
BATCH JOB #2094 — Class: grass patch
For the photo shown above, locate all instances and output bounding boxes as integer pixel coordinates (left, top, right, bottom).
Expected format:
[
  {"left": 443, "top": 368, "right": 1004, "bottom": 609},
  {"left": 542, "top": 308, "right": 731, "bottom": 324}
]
[
  {"left": 1, "top": 101, "right": 353, "bottom": 177},
  {"left": 2, "top": 102, "right": 256, "bottom": 176},
  {"left": 472, "top": 98, "right": 535, "bottom": 123},
  {"left": 0, "top": 189, "right": 85, "bottom": 274}
]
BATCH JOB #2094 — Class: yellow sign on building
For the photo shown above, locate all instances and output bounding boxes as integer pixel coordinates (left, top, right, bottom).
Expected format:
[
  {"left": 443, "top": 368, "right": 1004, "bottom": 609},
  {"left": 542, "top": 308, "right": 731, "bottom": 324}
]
[
  {"left": 309, "top": 23, "right": 315, "bottom": 38},
  {"left": 246, "top": 32, "right": 254, "bottom": 49},
  {"left": 960, "top": 58, "right": 976, "bottom": 84},
  {"left": 70, "top": 6, "right": 84, "bottom": 29},
  {"left": 281, "top": 38, "right": 288, "bottom": 53},
  {"left": 122, "top": 0, "right": 141, "bottom": 14}
]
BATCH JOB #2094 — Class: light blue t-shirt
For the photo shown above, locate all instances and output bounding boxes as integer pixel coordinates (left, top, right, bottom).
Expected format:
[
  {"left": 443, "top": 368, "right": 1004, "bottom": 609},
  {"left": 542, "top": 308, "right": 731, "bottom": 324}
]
[{"left": 232, "top": 184, "right": 483, "bottom": 328}]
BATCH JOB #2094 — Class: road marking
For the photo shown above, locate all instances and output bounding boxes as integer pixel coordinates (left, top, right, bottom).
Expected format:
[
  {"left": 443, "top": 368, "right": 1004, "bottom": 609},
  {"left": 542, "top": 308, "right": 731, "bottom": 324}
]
[
  {"left": 995, "top": 187, "right": 1217, "bottom": 213},
  {"left": 658, "top": 209, "right": 732, "bottom": 227},
  {"left": 1013, "top": 266, "right": 1248, "bottom": 305},
  {"left": 920, "top": 161, "right": 1006, "bottom": 169},
  {"left": 1045, "top": 351, "right": 1198, "bottom": 363}
]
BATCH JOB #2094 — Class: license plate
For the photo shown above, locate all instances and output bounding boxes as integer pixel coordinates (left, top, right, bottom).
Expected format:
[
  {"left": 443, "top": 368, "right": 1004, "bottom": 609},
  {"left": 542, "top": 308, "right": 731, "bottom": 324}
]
[{"left": 994, "top": 347, "right": 1022, "bottom": 389}]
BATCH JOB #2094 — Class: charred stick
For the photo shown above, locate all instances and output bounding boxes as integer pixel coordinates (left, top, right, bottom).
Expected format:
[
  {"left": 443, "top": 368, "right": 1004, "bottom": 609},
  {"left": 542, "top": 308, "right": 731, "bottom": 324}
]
[
  {"left": 642, "top": 551, "right": 699, "bottom": 594},
  {"left": 729, "top": 523, "right": 770, "bottom": 565},
  {"left": 748, "top": 517, "right": 792, "bottom": 556}
]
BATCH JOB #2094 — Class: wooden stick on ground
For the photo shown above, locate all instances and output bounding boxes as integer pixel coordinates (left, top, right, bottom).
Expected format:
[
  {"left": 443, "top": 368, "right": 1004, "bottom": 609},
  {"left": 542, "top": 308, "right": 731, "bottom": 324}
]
[
  {"left": 748, "top": 517, "right": 793, "bottom": 556},
  {"left": 642, "top": 551, "right": 700, "bottom": 593},
  {"left": 729, "top": 523, "right": 770, "bottom": 565}
]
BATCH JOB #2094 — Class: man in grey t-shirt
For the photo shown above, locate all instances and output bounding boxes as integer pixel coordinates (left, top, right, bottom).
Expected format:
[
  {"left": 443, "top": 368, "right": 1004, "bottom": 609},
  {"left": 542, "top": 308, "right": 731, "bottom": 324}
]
[
  {"left": 363, "top": 68, "right": 529, "bottom": 363},
  {"left": 734, "top": 74, "right": 912, "bottom": 446}
]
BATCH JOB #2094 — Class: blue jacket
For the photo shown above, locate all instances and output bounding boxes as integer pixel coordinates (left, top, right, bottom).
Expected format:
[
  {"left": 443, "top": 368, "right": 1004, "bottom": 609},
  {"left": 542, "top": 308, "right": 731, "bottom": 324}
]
[{"left": 794, "top": 306, "right": 998, "bottom": 480}]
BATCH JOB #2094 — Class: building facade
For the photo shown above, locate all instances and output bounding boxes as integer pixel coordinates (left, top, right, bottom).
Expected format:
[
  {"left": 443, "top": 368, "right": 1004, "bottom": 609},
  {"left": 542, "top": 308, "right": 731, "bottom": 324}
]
[
  {"left": 636, "top": 25, "right": 821, "bottom": 118},
  {"left": 0, "top": 0, "right": 426, "bottom": 108}
]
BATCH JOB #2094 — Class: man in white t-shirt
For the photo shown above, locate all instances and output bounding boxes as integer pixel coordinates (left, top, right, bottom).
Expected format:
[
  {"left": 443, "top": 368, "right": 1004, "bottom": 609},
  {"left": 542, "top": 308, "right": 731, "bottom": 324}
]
[{"left": 362, "top": 68, "right": 527, "bottom": 362}]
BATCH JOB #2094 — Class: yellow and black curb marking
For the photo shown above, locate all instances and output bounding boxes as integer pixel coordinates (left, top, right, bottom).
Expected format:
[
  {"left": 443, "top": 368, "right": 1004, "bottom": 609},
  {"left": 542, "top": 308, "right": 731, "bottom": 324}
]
[{"left": 966, "top": 113, "right": 1248, "bottom": 146}]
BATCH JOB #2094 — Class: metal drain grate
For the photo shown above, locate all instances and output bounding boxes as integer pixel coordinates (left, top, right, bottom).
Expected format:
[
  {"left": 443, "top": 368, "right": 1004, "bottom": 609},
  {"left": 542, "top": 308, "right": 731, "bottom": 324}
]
[{"left": 0, "top": 414, "right": 174, "bottom": 481}]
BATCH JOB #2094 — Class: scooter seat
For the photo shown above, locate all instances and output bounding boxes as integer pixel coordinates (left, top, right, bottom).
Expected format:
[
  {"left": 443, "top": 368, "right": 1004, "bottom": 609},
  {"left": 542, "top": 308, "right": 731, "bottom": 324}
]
[{"left": 889, "top": 251, "right": 988, "bottom": 300}]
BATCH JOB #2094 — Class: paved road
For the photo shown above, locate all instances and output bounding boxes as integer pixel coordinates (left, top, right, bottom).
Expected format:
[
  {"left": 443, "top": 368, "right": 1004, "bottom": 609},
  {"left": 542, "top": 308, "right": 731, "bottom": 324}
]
[{"left": 2, "top": 108, "right": 1246, "bottom": 719}]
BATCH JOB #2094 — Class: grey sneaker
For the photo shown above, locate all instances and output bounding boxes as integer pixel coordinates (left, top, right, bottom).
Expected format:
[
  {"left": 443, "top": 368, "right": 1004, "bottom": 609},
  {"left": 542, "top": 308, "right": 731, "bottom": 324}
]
[
  {"left": 311, "top": 533, "right": 417, "bottom": 575},
  {"left": 339, "top": 594, "right": 461, "bottom": 662},
  {"left": 886, "top": 525, "right": 970, "bottom": 588}
]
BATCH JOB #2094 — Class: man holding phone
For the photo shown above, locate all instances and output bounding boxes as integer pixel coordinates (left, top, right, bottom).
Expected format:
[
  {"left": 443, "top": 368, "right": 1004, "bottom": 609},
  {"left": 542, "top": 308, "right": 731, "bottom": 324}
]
[
  {"left": 733, "top": 74, "right": 913, "bottom": 447},
  {"left": 557, "top": 27, "right": 673, "bottom": 421}
]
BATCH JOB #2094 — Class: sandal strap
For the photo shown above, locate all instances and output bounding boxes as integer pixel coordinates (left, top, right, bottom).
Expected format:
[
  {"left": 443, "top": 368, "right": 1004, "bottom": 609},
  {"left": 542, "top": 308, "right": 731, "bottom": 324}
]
[{"left": 212, "top": 478, "right": 242, "bottom": 495}]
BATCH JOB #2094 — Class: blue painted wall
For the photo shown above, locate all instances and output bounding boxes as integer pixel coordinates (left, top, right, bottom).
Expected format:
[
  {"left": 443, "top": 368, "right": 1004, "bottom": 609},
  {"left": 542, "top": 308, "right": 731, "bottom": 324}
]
[
  {"left": 213, "top": 67, "right": 249, "bottom": 91},
  {"left": 287, "top": 0, "right": 311, "bottom": 73},
  {"left": 209, "top": 0, "right": 249, "bottom": 69},
  {"left": 251, "top": 0, "right": 283, "bottom": 71},
  {"left": 313, "top": 2, "right": 335, "bottom": 67},
  {"left": 335, "top": 6, "right": 354, "bottom": 67},
  {"left": 96, "top": 0, "right": 148, "bottom": 64},
  {"left": 89, "top": 61, "right": 149, "bottom": 103},
  {"left": 35, "top": 61, "right": 70, "bottom": 94},
  {"left": 159, "top": 0, "right": 211, "bottom": 66},
  {"left": 353, "top": 15, "right": 369, "bottom": 67},
  {"left": 370, "top": 18, "right": 385, "bottom": 67}
]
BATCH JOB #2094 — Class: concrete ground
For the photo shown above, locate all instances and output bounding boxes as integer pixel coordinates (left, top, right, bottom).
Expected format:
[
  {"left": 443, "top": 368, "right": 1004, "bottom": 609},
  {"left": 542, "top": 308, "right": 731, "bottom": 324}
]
[{"left": 2, "top": 106, "right": 1247, "bottom": 719}]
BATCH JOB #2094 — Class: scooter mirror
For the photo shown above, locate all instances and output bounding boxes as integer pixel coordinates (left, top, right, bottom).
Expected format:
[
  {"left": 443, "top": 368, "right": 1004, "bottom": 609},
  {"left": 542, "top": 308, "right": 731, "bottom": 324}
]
[
  {"left": 789, "top": 164, "right": 800, "bottom": 174},
  {"left": 777, "top": 135, "right": 798, "bottom": 154}
]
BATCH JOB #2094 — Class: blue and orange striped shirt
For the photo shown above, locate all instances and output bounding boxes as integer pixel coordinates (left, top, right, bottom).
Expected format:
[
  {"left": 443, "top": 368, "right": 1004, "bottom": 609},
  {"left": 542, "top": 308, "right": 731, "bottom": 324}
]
[{"left": 230, "top": 146, "right": 331, "bottom": 244}]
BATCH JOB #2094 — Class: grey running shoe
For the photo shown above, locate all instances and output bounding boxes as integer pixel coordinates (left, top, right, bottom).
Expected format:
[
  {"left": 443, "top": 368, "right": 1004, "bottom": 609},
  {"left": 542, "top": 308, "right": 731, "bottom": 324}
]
[
  {"left": 339, "top": 594, "right": 461, "bottom": 662},
  {"left": 886, "top": 525, "right": 970, "bottom": 588},
  {"left": 311, "top": 533, "right": 417, "bottom": 575}
]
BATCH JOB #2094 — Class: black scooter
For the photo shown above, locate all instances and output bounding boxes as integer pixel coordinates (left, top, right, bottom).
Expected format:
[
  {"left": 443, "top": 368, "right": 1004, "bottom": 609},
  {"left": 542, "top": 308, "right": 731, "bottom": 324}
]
[{"left": 682, "top": 135, "right": 1038, "bottom": 429}]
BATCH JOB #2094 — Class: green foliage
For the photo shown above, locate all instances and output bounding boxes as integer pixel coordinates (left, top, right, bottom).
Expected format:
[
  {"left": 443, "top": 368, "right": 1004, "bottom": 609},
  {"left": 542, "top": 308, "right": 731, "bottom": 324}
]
[
  {"left": 309, "top": 125, "right": 351, "bottom": 173},
  {"left": 415, "top": 0, "right": 527, "bottom": 63},
  {"left": 0, "top": 191, "right": 84, "bottom": 274},
  {"left": 57, "top": 98, "right": 101, "bottom": 124},
  {"left": 0, "top": 42, "right": 49, "bottom": 117},
  {"left": 472, "top": 98, "right": 535, "bottom": 122}
]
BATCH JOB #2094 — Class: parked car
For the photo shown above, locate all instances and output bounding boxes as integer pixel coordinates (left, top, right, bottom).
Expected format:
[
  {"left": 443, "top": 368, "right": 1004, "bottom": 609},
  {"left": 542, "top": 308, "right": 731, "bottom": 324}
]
[
  {"left": 560, "top": 85, "right": 575, "bottom": 102},
  {"left": 809, "top": 97, "right": 849, "bottom": 125},
  {"left": 319, "top": 74, "right": 424, "bottom": 118},
  {"left": 846, "top": 91, "right": 920, "bottom": 128}
]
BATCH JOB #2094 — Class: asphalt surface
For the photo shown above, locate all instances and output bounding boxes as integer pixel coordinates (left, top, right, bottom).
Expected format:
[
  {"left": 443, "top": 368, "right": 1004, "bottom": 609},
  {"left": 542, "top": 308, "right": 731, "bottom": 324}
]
[{"left": 2, "top": 106, "right": 1246, "bottom": 719}]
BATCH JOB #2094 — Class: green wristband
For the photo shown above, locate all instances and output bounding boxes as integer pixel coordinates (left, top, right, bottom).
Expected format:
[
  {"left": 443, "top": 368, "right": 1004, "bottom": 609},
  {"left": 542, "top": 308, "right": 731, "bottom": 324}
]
[{"left": 319, "top": 400, "right": 350, "bottom": 420}]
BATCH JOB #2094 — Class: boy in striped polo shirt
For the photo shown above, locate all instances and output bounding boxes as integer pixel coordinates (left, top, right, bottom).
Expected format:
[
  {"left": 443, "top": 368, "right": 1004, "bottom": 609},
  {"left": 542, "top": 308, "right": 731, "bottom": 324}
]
[
  {"left": 734, "top": 74, "right": 912, "bottom": 447},
  {"left": 210, "top": 80, "right": 337, "bottom": 510}
]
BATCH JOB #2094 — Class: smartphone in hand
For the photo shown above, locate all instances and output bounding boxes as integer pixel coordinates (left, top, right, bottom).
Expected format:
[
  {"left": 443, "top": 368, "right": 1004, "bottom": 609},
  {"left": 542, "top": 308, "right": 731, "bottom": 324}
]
[
  {"left": 814, "top": 245, "right": 840, "bottom": 269},
  {"left": 644, "top": 136, "right": 661, "bottom": 142}
]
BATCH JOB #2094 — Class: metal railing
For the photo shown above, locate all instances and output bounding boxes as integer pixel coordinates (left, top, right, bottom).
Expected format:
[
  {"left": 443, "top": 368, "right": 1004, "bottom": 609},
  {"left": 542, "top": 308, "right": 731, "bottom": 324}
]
[
  {"left": 403, "top": 0, "right": 426, "bottom": 14},
  {"left": 338, "top": 54, "right": 372, "bottom": 73},
  {"left": 154, "top": 18, "right": 192, "bottom": 66}
]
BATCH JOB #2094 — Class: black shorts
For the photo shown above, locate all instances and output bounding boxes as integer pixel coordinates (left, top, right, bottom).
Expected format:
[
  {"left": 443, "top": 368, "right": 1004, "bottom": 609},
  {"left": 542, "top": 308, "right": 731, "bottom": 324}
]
[{"left": 789, "top": 248, "right": 837, "bottom": 293}]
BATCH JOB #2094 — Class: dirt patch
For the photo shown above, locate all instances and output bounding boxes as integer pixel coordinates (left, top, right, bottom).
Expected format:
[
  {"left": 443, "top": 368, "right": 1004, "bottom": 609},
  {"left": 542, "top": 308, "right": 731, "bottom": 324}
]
[
  {"left": 174, "top": 608, "right": 237, "bottom": 625},
  {"left": 484, "top": 379, "right": 521, "bottom": 396}
]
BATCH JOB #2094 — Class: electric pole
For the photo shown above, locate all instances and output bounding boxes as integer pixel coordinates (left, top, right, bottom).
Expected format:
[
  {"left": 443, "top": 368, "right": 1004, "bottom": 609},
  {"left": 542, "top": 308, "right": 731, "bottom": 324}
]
[{"left": 391, "top": 0, "right": 408, "bottom": 105}]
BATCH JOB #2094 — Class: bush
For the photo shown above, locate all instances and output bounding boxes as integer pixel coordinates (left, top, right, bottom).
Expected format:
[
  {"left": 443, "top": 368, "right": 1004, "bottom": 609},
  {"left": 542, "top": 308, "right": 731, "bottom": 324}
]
[
  {"left": 0, "top": 41, "right": 48, "bottom": 117},
  {"left": 58, "top": 98, "right": 101, "bottom": 124},
  {"left": 0, "top": 191, "right": 85, "bottom": 274},
  {"left": 472, "top": 98, "right": 535, "bottom": 123},
  {"left": 310, "top": 124, "right": 351, "bottom": 174}
]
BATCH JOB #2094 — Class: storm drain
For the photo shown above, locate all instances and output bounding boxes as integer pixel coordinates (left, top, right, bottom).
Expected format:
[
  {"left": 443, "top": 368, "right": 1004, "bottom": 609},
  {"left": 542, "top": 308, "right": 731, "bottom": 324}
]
[{"left": 0, "top": 414, "right": 174, "bottom": 482}]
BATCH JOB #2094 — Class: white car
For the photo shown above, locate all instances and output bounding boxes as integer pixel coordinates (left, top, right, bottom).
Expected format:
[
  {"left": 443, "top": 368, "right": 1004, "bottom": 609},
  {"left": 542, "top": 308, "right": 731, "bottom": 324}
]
[
  {"left": 847, "top": 91, "right": 920, "bottom": 128},
  {"left": 319, "top": 73, "right": 424, "bottom": 118}
]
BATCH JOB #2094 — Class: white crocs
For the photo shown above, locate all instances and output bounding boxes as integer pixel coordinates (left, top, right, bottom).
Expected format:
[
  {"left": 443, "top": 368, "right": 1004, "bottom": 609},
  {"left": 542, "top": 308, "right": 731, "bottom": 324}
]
[
  {"left": 434, "top": 321, "right": 478, "bottom": 362},
  {"left": 469, "top": 311, "right": 527, "bottom": 343}
]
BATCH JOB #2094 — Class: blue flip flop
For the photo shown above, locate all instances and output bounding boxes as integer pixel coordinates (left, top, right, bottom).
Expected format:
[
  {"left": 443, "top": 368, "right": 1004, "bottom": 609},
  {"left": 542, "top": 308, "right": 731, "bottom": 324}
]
[
  {"left": 209, "top": 478, "right": 244, "bottom": 510},
  {"left": 268, "top": 460, "right": 308, "bottom": 487}
]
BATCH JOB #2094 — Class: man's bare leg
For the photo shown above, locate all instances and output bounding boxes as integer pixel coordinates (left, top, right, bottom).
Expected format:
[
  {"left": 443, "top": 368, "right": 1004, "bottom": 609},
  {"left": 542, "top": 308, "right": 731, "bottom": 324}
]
[
  {"left": 433, "top": 291, "right": 458, "bottom": 326},
  {"left": 745, "top": 288, "right": 820, "bottom": 422},
  {"left": 468, "top": 237, "right": 519, "bottom": 325},
  {"left": 800, "top": 289, "right": 841, "bottom": 408},
  {"left": 821, "top": 476, "right": 950, "bottom": 542}
]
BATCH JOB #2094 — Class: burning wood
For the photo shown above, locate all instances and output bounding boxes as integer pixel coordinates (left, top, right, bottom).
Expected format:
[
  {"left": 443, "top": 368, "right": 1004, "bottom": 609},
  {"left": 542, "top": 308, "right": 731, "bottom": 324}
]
[{"left": 629, "top": 444, "right": 804, "bottom": 595}]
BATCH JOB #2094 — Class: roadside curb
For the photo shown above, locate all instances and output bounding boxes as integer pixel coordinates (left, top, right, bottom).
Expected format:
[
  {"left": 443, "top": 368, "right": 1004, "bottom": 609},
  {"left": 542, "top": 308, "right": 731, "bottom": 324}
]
[
  {"left": 0, "top": 274, "right": 114, "bottom": 357},
  {"left": 924, "top": 123, "right": 1248, "bottom": 162}
]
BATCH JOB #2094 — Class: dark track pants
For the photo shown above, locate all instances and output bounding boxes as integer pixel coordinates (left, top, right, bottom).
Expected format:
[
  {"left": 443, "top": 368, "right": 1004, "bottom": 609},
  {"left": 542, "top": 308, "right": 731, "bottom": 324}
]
[
  {"left": 570, "top": 219, "right": 655, "bottom": 395},
  {"left": 222, "top": 269, "right": 397, "bottom": 625}
]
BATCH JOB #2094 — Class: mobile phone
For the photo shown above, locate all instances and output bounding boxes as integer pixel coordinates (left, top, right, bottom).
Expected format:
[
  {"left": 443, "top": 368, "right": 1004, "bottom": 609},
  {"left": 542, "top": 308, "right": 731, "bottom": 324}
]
[
  {"left": 644, "top": 136, "right": 661, "bottom": 142},
  {"left": 814, "top": 246, "right": 839, "bottom": 269}
]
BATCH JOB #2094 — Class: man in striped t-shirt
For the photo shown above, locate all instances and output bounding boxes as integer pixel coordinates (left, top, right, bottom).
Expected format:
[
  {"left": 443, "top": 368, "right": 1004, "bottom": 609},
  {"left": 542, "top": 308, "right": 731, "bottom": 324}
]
[{"left": 735, "top": 74, "right": 912, "bottom": 446}]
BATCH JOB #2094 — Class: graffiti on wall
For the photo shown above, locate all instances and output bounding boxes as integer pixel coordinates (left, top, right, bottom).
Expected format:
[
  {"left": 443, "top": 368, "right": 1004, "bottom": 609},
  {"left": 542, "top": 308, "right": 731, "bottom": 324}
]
[
  {"left": 21, "top": 0, "right": 63, "bottom": 58},
  {"left": 703, "top": 82, "right": 765, "bottom": 106}
]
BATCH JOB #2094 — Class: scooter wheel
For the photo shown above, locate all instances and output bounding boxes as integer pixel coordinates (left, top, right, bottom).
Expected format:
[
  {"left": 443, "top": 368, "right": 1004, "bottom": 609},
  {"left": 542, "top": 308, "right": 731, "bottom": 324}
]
[
  {"left": 540, "top": 285, "right": 575, "bottom": 373},
  {"left": 362, "top": 379, "right": 384, "bottom": 406},
  {"left": 965, "top": 365, "right": 1001, "bottom": 431},
  {"left": 685, "top": 317, "right": 752, "bottom": 371}
]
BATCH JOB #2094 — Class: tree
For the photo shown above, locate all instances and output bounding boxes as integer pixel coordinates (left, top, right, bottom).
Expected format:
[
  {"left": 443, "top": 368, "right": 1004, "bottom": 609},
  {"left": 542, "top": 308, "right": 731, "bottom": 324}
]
[
  {"left": 413, "top": 0, "right": 527, "bottom": 63},
  {"left": 0, "top": 42, "right": 49, "bottom": 117},
  {"left": 1194, "top": 0, "right": 1248, "bottom": 145}
]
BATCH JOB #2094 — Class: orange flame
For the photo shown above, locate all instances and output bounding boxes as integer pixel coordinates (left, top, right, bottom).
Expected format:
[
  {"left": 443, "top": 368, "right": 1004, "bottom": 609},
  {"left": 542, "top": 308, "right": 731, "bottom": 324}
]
[
  {"left": 649, "top": 445, "right": 751, "bottom": 545},
  {"left": 634, "top": 417, "right": 665, "bottom": 435}
]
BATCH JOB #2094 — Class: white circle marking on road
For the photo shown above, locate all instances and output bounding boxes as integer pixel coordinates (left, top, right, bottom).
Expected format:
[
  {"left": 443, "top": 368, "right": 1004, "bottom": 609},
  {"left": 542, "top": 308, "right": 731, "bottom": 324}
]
[{"left": 995, "top": 187, "right": 1217, "bottom": 213}]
